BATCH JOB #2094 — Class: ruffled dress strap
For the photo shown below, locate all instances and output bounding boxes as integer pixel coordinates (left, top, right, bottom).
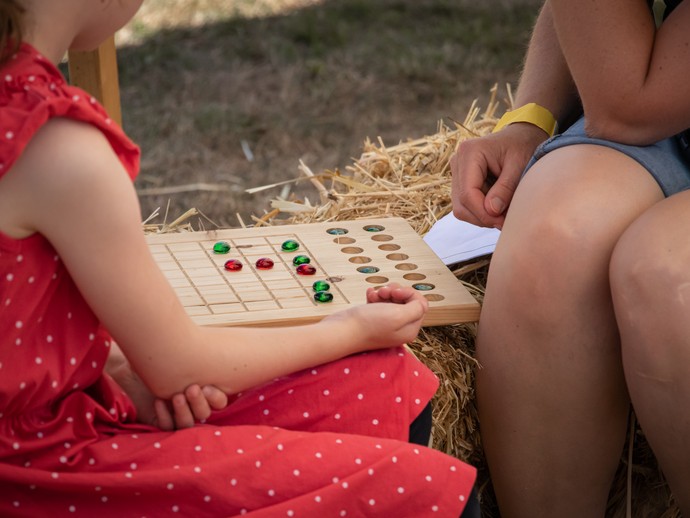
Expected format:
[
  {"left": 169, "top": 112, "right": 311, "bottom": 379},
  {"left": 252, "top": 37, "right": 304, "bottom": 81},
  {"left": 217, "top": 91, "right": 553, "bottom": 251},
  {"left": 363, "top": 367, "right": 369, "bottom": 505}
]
[{"left": 0, "top": 43, "right": 140, "bottom": 182}]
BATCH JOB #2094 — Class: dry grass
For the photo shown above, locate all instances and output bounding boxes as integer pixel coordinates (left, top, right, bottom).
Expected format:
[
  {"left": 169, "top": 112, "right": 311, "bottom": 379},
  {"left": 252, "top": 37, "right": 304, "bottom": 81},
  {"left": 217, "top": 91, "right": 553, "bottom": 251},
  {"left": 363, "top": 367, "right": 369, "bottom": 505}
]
[
  {"left": 112, "top": 0, "right": 541, "bottom": 227},
  {"left": 119, "top": 0, "right": 323, "bottom": 39}
]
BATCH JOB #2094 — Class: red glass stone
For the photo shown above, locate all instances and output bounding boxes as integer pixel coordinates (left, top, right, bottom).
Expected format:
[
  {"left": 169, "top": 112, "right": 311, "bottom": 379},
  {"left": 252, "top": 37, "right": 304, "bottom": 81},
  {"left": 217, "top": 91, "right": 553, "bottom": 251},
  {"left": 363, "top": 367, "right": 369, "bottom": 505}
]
[
  {"left": 296, "top": 264, "right": 316, "bottom": 276},
  {"left": 224, "top": 259, "right": 243, "bottom": 271},
  {"left": 255, "top": 258, "right": 274, "bottom": 270}
]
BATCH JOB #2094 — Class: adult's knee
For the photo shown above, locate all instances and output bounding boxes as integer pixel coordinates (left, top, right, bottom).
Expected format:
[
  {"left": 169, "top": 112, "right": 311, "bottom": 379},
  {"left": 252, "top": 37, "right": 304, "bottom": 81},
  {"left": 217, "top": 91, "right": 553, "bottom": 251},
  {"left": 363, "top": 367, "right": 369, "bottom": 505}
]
[
  {"left": 493, "top": 212, "right": 609, "bottom": 304},
  {"left": 611, "top": 227, "right": 690, "bottom": 368},
  {"left": 610, "top": 231, "right": 688, "bottom": 323}
]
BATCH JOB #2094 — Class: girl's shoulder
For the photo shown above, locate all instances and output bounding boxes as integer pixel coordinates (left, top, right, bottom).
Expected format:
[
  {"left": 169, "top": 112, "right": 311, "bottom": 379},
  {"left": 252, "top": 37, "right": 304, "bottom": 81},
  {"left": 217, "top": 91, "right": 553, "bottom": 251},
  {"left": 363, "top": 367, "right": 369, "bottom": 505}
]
[{"left": 0, "top": 44, "right": 139, "bottom": 182}]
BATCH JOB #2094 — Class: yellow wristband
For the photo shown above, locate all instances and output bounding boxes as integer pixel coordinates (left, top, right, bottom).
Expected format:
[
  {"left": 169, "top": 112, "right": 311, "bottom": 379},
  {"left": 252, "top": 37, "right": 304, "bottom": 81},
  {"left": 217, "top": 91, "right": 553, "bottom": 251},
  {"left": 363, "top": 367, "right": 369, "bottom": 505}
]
[{"left": 492, "top": 102, "right": 557, "bottom": 137}]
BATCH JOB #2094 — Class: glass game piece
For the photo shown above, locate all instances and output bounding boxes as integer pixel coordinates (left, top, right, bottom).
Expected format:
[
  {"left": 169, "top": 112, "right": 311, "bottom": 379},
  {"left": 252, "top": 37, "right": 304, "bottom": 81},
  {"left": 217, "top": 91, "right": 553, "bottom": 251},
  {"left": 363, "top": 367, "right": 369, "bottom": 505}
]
[
  {"left": 213, "top": 241, "right": 231, "bottom": 254},
  {"left": 326, "top": 228, "right": 348, "bottom": 235},
  {"left": 281, "top": 239, "right": 299, "bottom": 252},
  {"left": 357, "top": 266, "right": 380, "bottom": 274},
  {"left": 296, "top": 264, "right": 316, "bottom": 276},
  {"left": 312, "top": 280, "right": 330, "bottom": 292},
  {"left": 292, "top": 255, "right": 311, "bottom": 266},
  {"left": 412, "top": 283, "right": 435, "bottom": 291},
  {"left": 314, "top": 291, "right": 334, "bottom": 303},
  {"left": 255, "top": 258, "right": 274, "bottom": 270},
  {"left": 224, "top": 259, "right": 243, "bottom": 271},
  {"left": 364, "top": 225, "right": 385, "bottom": 232}
]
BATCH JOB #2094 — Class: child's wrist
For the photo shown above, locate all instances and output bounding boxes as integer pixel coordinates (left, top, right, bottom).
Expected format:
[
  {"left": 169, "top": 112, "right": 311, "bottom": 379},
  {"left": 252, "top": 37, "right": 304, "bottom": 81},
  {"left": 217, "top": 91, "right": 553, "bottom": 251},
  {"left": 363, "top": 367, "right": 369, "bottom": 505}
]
[
  {"left": 318, "top": 314, "right": 366, "bottom": 355},
  {"left": 492, "top": 102, "right": 558, "bottom": 137}
]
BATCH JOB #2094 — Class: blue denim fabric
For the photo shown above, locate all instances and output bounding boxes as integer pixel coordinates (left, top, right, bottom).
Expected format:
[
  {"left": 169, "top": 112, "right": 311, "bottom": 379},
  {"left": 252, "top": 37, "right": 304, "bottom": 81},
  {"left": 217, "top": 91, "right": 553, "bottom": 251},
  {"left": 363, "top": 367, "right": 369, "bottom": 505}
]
[{"left": 524, "top": 117, "right": 690, "bottom": 197}]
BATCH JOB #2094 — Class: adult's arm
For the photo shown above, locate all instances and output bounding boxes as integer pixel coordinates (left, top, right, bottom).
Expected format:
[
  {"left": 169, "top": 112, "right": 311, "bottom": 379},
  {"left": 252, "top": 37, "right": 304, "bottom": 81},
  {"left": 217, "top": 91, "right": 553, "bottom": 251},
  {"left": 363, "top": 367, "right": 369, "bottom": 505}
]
[
  {"left": 451, "top": 2, "right": 580, "bottom": 228},
  {"left": 511, "top": 1, "right": 580, "bottom": 127},
  {"left": 548, "top": 0, "right": 690, "bottom": 143}
]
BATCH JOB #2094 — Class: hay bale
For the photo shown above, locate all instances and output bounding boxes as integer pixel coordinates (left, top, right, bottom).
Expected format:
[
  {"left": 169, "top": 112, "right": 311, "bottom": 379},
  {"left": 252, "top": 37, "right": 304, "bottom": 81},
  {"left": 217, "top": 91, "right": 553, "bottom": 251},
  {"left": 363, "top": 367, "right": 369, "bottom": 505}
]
[{"left": 253, "top": 87, "right": 679, "bottom": 517}]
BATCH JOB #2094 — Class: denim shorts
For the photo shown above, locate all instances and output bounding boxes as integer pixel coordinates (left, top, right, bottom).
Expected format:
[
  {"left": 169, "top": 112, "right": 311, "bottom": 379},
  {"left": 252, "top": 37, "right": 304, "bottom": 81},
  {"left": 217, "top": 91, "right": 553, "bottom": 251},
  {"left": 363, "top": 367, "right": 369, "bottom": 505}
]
[{"left": 524, "top": 117, "right": 690, "bottom": 197}]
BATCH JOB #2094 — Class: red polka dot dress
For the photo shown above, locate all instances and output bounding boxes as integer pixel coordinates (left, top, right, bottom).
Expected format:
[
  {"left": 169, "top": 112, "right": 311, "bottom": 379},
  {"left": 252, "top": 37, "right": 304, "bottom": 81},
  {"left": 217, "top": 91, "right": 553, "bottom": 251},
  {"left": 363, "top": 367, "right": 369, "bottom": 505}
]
[{"left": 0, "top": 45, "right": 476, "bottom": 517}]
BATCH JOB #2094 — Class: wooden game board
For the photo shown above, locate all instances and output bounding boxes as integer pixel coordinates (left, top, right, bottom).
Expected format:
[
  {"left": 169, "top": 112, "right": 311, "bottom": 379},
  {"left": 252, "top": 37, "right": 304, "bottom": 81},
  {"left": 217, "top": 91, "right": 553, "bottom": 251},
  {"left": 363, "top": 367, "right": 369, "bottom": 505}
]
[{"left": 146, "top": 217, "right": 480, "bottom": 327}]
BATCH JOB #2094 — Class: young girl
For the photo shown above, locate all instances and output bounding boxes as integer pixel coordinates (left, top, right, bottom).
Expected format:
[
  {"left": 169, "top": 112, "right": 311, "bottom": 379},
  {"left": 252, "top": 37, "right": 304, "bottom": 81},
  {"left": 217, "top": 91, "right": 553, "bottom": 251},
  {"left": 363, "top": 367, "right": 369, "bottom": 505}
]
[{"left": 0, "top": 0, "right": 477, "bottom": 516}]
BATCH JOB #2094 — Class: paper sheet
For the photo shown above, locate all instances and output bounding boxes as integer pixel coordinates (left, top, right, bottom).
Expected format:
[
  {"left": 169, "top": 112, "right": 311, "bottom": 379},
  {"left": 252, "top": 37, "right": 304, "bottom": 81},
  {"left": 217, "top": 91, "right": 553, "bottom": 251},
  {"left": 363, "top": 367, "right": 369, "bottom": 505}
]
[{"left": 423, "top": 213, "right": 501, "bottom": 265}]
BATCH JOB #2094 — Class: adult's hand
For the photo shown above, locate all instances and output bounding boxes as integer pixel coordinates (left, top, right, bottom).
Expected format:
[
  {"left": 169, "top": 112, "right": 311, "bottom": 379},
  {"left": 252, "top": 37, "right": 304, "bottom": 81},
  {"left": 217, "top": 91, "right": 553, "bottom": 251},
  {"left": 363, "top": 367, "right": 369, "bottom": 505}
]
[{"left": 450, "top": 123, "right": 548, "bottom": 229}]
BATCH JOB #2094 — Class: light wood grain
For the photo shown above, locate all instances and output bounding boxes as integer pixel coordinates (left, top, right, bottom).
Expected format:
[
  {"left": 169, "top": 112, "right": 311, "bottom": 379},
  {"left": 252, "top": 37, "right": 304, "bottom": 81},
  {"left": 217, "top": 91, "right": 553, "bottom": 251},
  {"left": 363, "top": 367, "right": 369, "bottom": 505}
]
[{"left": 146, "top": 218, "right": 481, "bottom": 327}]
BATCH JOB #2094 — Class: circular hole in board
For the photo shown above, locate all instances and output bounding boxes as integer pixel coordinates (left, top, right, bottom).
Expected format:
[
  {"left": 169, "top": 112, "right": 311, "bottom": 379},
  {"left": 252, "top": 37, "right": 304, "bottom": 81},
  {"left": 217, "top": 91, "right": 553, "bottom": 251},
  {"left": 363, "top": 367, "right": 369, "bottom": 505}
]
[
  {"left": 327, "top": 228, "right": 349, "bottom": 235},
  {"left": 386, "top": 253, "right": 409, "bottom": 261},
  {"left": 357, "top": 266, "right": 380, "bottom": 274},
  {"left": 365, "top": 276, "right": 389, "bottom": 284},
  {"left": 395, "top": 263, "right": 419, "bottom": 271},
  {"left": 378, "top": 244, "right": 401, "bottom": 251},
  {"left": 333, "top": 237, "right": 356, "bottom": 245},
  {"left": 363, "top": 224, "right": 385, "bottom": 232},
  {"left": 412, "top": 283, "right": 435, "bottom": 291},
  {"left": 341, "top": 247, "right": 364, "bottom": 254},
  {"left": 424, "top": 294, "right": 445, "bottom": 302},
  {"left": 349, "top": 256, "right": 372, "bottom": 264},
  {"left": 403, "top": 273, "right": 427, "bottom": 281},
  {"left": 371, "top": 234, "right": 394, "bottom": 242}
]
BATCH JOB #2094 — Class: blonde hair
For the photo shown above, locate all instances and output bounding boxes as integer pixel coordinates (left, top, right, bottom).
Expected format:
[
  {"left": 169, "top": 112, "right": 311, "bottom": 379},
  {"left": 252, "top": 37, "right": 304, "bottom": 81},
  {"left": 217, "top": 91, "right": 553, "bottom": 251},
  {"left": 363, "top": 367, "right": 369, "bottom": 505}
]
[{"left": 0, "top": 0, "right": 24, "bottom": 63}]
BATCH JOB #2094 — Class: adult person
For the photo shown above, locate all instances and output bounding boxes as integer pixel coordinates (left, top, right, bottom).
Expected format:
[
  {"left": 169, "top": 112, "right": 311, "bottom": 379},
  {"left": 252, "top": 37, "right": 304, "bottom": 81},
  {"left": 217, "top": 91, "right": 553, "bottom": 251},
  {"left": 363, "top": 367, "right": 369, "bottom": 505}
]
[{"left": 450, "top": 0, "right": 690, "bottom": 515}]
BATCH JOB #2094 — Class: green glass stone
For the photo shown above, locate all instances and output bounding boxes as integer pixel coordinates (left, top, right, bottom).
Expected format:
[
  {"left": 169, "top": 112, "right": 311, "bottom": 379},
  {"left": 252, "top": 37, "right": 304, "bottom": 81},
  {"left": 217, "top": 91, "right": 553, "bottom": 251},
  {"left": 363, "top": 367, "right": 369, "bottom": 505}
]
[
  {"left": 292, "top": 255, "right": 311, "bottom": 266},
  {"left": 213, "top": 241, "right": 231, "bottom": 254},
  {"left": 312, "top": 280, "right": 330, "bottom": 292},
  {"left": 314, "top": 291, "right": 334, "bottom": 303},
  {"left": 364, "top": 225, "right": 384, "bottom": 232},
  {"left": 281, "top": 239, "right": 299, "bottom": 252}
]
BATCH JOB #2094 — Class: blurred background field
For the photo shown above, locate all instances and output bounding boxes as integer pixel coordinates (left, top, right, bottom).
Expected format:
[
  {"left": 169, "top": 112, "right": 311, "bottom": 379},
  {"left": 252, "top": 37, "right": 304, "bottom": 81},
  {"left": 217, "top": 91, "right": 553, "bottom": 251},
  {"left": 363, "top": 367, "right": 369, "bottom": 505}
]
[{"left": 111, "top": 0, "right": 541, "bottom": 226}]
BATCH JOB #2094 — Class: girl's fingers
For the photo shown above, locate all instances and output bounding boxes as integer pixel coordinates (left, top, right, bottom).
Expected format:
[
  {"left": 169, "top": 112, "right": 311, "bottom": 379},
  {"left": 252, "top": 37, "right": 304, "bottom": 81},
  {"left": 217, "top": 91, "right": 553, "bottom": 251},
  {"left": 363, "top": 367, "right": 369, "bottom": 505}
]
[
  {"left": 367, "top": 284, "right": 426, "bottom": 307},
  {"left": 366, "top": 287, "right": 379, "bottom": 303},
  {"left": 172, "top": 392, "right": 197, "bottom": 429},
  {"left": 154, "top": 399, "right": 175, "bottom": 431},
  {"left": 183, "top": 385, "right": 212, "bottom": 423},
  {"left": 202, "top": 385, "right": 228, "bottom": 410}
]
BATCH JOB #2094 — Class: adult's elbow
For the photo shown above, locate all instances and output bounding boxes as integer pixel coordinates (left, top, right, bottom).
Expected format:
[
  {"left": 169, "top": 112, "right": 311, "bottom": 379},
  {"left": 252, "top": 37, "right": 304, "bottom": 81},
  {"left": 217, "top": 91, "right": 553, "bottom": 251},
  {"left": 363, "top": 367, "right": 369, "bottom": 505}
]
[{"left": 583, "top": 104, "right": 668, "bottom": 146}]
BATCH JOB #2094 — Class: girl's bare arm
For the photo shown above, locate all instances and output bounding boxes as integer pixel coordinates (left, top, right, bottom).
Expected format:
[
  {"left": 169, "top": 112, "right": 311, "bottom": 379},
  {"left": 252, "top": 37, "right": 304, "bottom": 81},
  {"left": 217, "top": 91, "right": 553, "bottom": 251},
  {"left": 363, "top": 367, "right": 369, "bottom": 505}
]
[{"left": 2, "top": 118, "right": 428, "bottom": 398}]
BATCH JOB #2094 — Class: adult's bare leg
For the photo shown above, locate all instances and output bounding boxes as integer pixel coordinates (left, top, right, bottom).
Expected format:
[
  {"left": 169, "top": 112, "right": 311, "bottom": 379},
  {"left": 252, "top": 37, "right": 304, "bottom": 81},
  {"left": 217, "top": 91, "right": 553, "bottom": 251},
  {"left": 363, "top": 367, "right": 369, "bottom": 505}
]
[
  {"left": 610, "top": 190, "right": 690, "bottom": 514},
  {"left": 476, "top": 145, "right": 663, "bottom": 517}
]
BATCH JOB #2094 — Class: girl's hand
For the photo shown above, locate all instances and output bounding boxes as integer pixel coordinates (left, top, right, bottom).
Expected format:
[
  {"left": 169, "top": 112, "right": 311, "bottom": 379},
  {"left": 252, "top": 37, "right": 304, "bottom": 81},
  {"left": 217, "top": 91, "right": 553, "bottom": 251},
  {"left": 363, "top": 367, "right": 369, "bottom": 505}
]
[
  {"left": 107, "top": 346, "right": 228, "bottom": 430},
  {"left": 324, "top": 283, "right": 429, "bottom": 351},
  {"left": 364, "top": 283, "right": 428, "bottom": 307},
  {"left": 153, "top": 384, "right": 228, "bottom": 430}
]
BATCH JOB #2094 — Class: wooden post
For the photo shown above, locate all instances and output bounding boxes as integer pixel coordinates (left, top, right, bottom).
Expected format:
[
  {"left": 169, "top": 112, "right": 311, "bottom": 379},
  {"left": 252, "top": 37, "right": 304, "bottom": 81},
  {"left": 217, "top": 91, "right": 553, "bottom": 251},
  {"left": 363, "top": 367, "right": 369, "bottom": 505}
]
[{"left": 67, "top": 36, "right": 122, "bottom": 126}]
